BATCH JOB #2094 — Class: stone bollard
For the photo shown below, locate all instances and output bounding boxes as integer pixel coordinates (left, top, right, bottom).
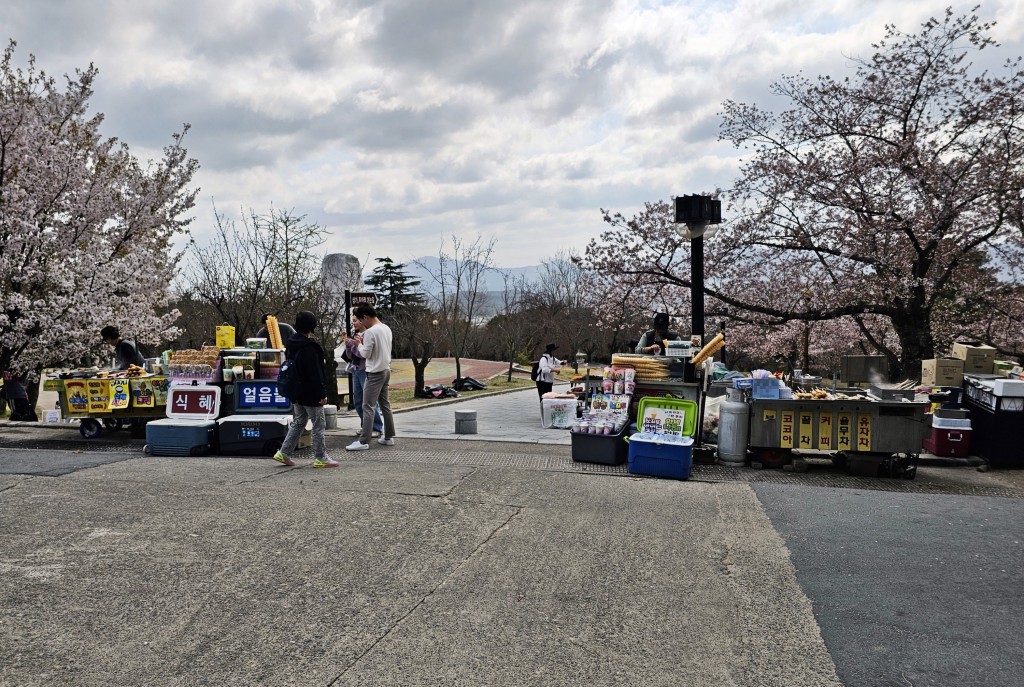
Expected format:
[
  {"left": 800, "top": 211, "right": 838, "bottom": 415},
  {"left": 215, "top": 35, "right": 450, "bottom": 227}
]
[
  {"left": 454, "top": 408, "right": 478, "bottom": 434},
  {"left": 323, "top": 404, "right": 338, "bottom": 430}
]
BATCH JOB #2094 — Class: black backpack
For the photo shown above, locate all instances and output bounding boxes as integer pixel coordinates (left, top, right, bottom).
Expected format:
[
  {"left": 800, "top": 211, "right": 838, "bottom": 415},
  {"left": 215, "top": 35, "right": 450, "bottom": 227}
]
[
  {"left": 530, "top": 360, "right": 541, "bottom": 381},
  {"left": 276, "top": 357, "right": 300, "bottom": 399}
]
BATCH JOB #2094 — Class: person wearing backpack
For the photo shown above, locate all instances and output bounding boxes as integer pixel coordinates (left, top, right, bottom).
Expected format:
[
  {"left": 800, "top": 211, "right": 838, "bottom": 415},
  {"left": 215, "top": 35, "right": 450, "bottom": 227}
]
[
  {"left": 271, "top": 310, "right": 337, "bottom": 468},
  {"left": 535, "top": 343, "right": 563, "bottom": 398}
]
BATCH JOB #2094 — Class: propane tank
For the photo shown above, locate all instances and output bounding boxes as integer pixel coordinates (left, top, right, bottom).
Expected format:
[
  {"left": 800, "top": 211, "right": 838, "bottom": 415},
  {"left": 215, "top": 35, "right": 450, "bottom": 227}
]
[{"left": 717, "top": 388, "right": 750, "bottom": 466}]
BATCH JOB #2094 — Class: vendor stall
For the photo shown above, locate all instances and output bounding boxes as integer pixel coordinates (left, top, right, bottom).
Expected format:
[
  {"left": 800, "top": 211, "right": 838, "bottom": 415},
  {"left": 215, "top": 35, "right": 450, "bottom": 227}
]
[
  {"left": 45, "top": 371, "right": 170, "bottom": 438},
  {"left": 747, "top": 391, "right": 930, "bottom": 478},
  {"left": 610, "top": 353, "right": 699, "bottom": 420}
]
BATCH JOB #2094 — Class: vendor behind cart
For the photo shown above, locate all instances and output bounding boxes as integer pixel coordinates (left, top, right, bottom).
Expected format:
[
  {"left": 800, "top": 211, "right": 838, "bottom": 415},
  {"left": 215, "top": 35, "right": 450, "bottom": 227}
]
[
  {"left": 635, "top": 312, "right": 683, "bottom": 355},
  {"left": 100, "top": 325, "right": 146, "bottom": 370}
]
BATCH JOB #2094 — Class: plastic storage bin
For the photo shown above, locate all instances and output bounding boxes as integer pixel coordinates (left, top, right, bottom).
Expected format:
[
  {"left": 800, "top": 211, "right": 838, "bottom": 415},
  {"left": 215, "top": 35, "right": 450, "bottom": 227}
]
[
  {"left": 571, "top": 424, "right": 629, "bottom": 465},
  {"left": 751, "top": 378, "right": 781, "bottom": 400},
  {"left": 541, "top": 398, "right": 577, "bottom": 428},
  {"left": 636, "top": 397, "right": 698, "bottom": 437},
  {"left": 628, "top": 435, "right": 694, "bottom": 479}
]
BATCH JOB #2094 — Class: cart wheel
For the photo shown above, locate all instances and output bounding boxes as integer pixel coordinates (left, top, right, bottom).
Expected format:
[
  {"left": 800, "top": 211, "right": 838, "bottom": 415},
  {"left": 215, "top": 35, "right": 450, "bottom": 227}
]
[
  {"left": 103, "top": 418, "right": 124, "bottom": 431},
  {"left": 143, "top": 444, "right": 151, "bottom": 455},
  {"left": 903, "top": 466, "right": 917, "bottom": 480},
  {"left": 189, "top": 446, "right": 207, "bottom": 456},
  {"left": 263, "top": 439, "right": 283, "bottom": 457},
  {"left": 79, "top": 418, "right": 102, "bottom": 439}
]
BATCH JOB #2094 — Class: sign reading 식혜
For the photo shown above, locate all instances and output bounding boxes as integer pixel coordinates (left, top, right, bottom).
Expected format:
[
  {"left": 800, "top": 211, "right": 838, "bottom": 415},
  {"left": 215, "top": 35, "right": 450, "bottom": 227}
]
[{"left": 169, "top": 387, "right": 220, "bottom": 418}]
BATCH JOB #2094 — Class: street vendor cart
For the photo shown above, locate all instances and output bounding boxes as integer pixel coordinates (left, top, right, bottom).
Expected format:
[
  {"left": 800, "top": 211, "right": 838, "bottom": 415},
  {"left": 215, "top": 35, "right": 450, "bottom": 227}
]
[
  {"left": 45, "top": 373, "right": 171, "bottom": 439},
  {"left": 748, "top": 393, "right": 930, "bottom": 478}
]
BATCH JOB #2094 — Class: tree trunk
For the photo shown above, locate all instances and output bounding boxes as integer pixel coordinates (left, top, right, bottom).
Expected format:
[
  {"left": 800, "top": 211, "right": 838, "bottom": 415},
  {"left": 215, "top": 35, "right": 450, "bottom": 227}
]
[
  {"left": 507, "top": 360, "right": 514, "bottom": 383},
  {"left": 892, "top": 311, "right": 935, "bottom": 382},
  {"left": 454, "top": 357, "right": 462, "bottom": 383},
  {"left": 412, "top": 340, "right": 433, "bottom": 398}
]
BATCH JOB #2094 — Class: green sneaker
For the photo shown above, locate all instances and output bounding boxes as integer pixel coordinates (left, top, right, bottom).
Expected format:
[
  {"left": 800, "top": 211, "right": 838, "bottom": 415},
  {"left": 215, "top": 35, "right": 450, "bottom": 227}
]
[
  {"left": 272, "top": 451, "right": 296, "bottom": 466},
  {"left": 311, "top": 458, "right": 340, "bottom": 468}
]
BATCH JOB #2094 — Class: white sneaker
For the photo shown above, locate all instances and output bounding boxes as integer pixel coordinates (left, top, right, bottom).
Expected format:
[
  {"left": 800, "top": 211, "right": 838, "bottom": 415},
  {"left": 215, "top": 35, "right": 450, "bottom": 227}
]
[
  {"left": 377, "top": 437, "right": 395, "bottom": 446},
  {"left": 345, "top": 440, "right": 369, "bottom": 451}
]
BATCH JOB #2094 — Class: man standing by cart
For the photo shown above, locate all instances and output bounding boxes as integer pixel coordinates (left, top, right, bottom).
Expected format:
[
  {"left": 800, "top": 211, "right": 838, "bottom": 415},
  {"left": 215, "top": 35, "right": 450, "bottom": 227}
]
[
  {"left": 272, "top": 311, "right": 338, "bottom": 468},
  {"left": 100, "top": 326, "right": 146, "bottom": 370},
  {"left": 345, "top": 304, "right": 396, "bottom": 451},
  {"left": 635, "top": 313, "right": 683, "bottom": 355}
]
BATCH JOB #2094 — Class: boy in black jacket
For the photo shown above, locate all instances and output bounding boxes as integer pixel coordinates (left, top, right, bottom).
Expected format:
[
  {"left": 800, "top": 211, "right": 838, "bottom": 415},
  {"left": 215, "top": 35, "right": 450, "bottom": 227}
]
[{"left": 272, "top": 311, "right": 337, "bottom": 468}]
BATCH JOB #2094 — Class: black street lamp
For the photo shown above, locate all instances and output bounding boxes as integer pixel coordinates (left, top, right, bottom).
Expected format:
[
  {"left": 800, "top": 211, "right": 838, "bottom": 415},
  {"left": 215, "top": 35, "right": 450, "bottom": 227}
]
[{"left": 671, "top": 194, "right": 722, "bottom": 351}]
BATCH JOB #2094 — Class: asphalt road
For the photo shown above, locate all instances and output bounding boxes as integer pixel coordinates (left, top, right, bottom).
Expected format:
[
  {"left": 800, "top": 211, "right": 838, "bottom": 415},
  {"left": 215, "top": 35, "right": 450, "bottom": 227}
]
[{"left": 754, "top": 484, "right": 1024, "bottom": 687}]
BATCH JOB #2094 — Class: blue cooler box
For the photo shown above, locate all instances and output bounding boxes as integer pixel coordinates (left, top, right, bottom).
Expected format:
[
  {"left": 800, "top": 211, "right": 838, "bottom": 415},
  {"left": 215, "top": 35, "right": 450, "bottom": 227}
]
[
  {"left": 627, "top": 435, "right": 694, "bottom": 480},
  {"left": 145, "top": 385, "right": 222, "bottom": 457}
]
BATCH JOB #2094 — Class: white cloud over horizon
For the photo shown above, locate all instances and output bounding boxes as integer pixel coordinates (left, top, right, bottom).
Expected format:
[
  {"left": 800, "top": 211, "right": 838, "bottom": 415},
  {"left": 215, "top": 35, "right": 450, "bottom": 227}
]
[{"left": 6, "top": 1, "right": 1024, "bottom": 267}]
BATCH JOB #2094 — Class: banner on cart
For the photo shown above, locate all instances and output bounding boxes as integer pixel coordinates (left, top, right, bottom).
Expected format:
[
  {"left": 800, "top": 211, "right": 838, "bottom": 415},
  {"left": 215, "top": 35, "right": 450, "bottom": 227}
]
[
  {"left": 87, "top": 380, "right": 110, "bottom": 413},
  {"left": 130, "top": 379, "right": 155, "bottom": 407},
  {"left": 64, "top": 380, "right": 90, "bottom": 414},
  {"left": 109, "top": 380, "right": 130, "bottom": 410}
]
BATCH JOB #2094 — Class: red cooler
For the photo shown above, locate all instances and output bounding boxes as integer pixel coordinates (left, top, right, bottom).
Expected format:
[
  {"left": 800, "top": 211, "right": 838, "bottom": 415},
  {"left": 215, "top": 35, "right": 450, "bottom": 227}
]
[{"left": 922, "top": 416, "right": 972, "bottom": 457}]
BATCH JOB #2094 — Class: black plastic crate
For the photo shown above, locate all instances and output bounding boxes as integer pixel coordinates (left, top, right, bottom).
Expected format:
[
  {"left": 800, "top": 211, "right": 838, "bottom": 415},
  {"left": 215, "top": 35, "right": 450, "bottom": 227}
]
[{"left": 571, "top": 425, "right": 629, "bottom": 465}]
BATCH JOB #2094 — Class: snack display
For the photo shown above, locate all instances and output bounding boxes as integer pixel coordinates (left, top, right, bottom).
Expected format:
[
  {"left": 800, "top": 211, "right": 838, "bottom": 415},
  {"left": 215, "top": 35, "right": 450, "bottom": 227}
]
[
  {"left": 611, "top": 354, "right": 672, "bottom": 381},
  {"left": 167, "top": 346, "right": 222, "bottom": 380}
]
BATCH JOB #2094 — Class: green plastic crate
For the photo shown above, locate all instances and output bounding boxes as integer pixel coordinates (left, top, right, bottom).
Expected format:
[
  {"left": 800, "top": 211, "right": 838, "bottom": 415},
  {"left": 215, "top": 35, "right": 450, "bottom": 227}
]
[{"left": 635, "top": 397, "right": 698, "bottom": 438}]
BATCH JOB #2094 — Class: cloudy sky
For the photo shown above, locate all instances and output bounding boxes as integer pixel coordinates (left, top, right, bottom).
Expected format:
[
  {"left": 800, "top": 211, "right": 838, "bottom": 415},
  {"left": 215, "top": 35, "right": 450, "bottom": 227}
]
[{"left": 7, "top": 1, "right": 1024, "bottom": 267}]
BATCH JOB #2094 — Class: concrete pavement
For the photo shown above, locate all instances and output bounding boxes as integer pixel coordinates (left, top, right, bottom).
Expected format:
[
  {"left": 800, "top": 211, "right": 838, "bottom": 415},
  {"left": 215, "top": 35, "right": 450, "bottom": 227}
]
[
  {"left": 0, "top": 450, "right": 841, "bottom": 686},
  {"left": 338, "top": 384, "right": 574, "bottom": 445},
  {"left": 2, "top": 386, "right": 1023, "bottom": 685}
]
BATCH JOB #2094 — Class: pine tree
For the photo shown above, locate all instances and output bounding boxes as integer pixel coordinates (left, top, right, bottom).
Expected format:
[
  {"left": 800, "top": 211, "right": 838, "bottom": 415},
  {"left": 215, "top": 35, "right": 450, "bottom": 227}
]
[{"left": 365, "top": 257, "right": 426, "bottom": 313}]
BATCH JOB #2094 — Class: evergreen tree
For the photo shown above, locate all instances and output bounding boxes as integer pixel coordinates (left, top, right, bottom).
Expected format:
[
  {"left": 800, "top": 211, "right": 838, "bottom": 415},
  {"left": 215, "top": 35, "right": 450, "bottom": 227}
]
[{"left": 365, "top": 257, "right": 426, "bottom": 313}]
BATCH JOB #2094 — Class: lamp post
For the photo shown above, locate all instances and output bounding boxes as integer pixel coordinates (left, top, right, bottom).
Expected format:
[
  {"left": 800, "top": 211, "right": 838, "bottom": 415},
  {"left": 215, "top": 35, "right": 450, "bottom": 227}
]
[
  {"left": 672, "top": 195, "right": 723, "bottom": 453},
  {"left": 671, "top": 194, "right": 722, "bottom": 349}
]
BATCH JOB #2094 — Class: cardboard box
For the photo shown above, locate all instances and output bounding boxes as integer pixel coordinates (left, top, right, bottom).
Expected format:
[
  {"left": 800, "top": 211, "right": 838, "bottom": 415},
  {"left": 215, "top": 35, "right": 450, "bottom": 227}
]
[
  {"left": 950, "top": 342, "right": 996, "bottom": 373},
  {"left": 921, "top": 358, "right": 964, "bottom": 386}
]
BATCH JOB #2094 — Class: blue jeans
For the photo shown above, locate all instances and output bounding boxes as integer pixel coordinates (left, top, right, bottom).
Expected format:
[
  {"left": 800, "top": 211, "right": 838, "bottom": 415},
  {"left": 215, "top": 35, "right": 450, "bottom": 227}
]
[{"left": 352, "top": 367, "right": 383, "bottom": 432}]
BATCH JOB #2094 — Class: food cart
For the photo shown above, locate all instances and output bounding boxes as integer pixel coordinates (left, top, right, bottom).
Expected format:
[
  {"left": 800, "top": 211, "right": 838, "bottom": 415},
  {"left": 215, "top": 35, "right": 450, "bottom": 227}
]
[
  {"left": 748, "top": 394, "right": 930, "bottom": 478},
  {"left": 45, "top": 373, "right": 171, "bottom": 438}
]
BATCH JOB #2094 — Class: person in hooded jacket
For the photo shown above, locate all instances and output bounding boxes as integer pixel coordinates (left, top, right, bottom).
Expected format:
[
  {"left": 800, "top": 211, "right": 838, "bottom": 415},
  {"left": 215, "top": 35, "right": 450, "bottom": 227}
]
[{"left": 271, "top": 310, "right": 337, "bottom": 468}]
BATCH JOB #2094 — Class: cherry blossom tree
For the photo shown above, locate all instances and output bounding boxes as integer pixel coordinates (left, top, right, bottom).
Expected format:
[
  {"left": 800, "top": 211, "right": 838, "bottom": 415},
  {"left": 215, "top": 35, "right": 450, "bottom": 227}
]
[
  {"left": 0, "top": 41, "right": 198, "bottom": 381},
  {"left": 587, "top": 9, "right": 1024, "bottom": 379}
]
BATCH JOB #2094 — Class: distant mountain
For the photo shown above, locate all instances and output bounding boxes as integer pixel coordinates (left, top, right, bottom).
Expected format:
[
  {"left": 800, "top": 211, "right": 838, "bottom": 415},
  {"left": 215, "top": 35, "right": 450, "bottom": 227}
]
[{"left": 368, "top": 257, "right": 544, "bottom": 294}]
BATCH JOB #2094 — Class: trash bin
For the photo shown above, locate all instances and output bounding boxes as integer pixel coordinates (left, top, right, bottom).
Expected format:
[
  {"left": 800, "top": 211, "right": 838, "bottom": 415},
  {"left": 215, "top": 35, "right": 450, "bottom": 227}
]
[{"left": 323, "top": 404, "right": 338, "bottom": 430}]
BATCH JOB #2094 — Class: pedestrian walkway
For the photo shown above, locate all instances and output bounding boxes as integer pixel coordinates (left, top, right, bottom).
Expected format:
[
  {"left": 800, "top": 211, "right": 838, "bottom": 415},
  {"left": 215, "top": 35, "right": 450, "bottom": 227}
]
[{"left": 336, "top": 385, "right": 574, "bottom": 445}]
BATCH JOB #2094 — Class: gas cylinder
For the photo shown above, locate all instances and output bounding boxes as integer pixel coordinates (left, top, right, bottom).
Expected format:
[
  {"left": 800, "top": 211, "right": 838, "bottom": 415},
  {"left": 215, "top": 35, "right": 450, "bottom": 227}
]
[{"left": 717, "top": 388, "right": 750, "bottom": 466}]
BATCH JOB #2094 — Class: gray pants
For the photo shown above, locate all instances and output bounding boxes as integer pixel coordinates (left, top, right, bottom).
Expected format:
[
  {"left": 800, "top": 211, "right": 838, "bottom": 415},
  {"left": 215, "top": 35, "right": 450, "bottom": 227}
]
[
  {"left": 360, "top": 370, "right": 395, "bottom": 444},
  {"left": 282, "top": 403, "right": 326, "bottom": 460}
]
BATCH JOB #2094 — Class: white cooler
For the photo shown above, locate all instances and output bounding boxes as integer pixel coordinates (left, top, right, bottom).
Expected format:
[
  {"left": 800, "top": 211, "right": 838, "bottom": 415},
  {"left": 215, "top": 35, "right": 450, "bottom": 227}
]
[{"left": 144, "top": 385, "right": 221, "bottom": 456}]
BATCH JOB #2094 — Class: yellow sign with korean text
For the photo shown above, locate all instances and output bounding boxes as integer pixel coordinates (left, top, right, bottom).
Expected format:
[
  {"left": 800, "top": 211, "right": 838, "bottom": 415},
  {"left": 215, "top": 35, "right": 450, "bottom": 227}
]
[{"left": 817, "top": 413, "right": 834, "bottom": 451}]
